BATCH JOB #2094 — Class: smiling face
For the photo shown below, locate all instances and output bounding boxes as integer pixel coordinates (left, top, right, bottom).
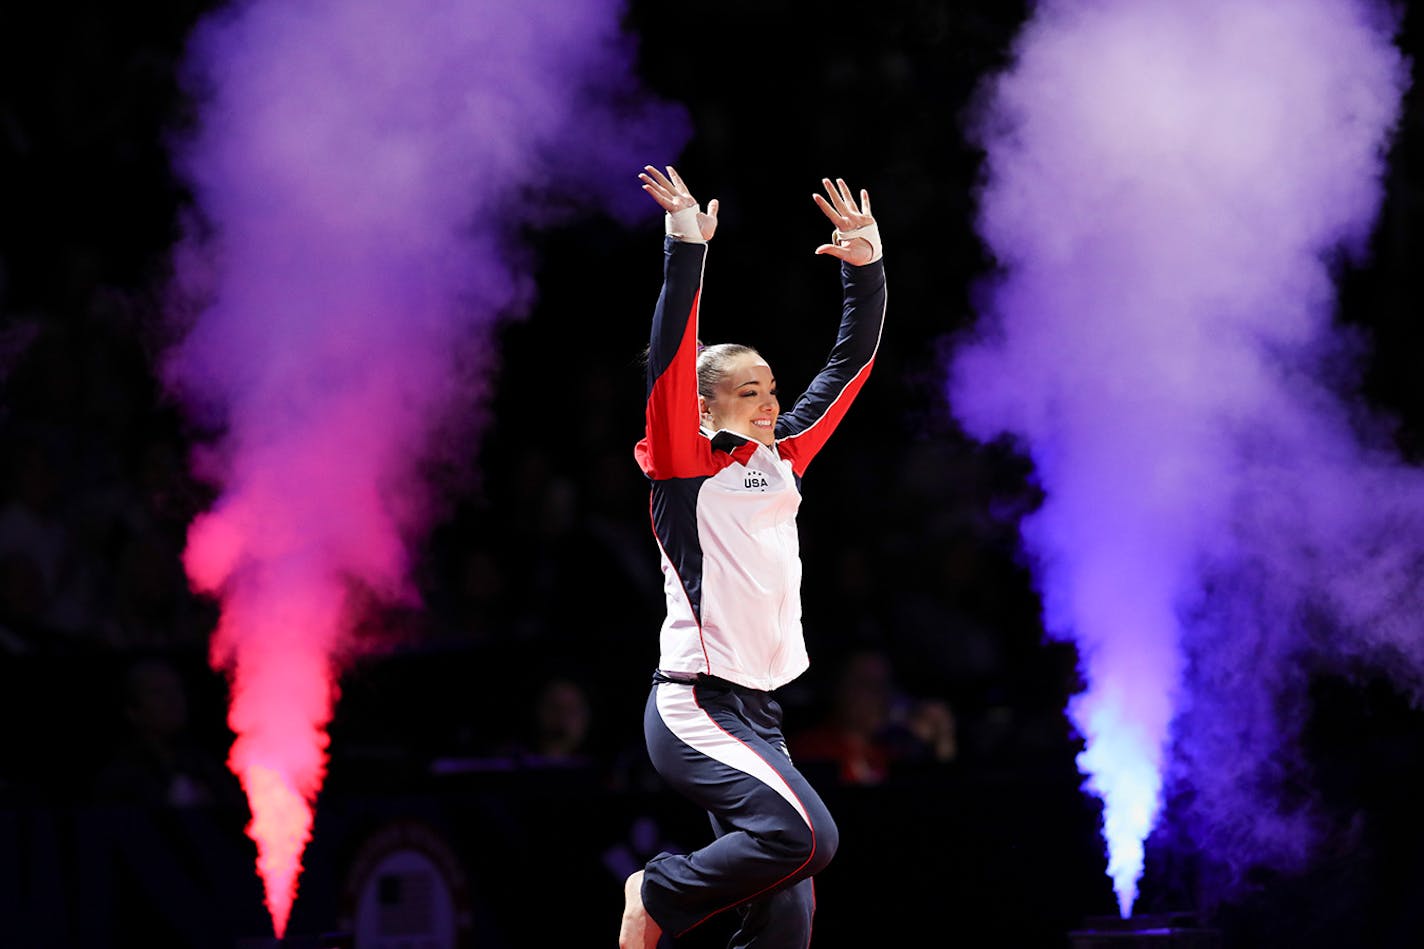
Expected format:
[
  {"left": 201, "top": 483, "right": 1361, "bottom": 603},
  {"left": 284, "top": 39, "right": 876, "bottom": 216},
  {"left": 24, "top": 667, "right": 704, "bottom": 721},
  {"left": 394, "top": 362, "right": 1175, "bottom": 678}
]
[{"left": 700, "top": 351, "right": 779, "bottom": 446}]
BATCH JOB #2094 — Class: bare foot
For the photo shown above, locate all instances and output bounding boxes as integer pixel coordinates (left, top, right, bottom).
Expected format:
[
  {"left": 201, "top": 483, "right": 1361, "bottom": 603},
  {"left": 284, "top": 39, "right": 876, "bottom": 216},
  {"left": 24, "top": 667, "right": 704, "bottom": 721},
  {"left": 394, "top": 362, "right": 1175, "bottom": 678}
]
[{"left": 618, "top": 870, "right": 662, "bottom": 948}]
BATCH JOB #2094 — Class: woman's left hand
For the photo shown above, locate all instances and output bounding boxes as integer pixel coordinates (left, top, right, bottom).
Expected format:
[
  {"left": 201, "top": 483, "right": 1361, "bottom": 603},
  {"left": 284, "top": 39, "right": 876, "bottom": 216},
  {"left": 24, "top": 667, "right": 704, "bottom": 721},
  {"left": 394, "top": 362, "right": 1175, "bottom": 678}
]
[{"left": 812, "top": 178, "right": 878, "bottom": 265}]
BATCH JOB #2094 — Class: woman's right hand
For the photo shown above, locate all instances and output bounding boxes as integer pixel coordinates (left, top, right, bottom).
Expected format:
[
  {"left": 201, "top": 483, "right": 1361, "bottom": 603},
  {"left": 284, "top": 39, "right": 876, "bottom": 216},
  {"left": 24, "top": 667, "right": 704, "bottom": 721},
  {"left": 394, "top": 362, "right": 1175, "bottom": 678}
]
[
  {"left": 812, "top": 177, "right": 880, "bottom": 265},
  {"left": 640, "top": 165, "right": 719, "bottom": 241}
]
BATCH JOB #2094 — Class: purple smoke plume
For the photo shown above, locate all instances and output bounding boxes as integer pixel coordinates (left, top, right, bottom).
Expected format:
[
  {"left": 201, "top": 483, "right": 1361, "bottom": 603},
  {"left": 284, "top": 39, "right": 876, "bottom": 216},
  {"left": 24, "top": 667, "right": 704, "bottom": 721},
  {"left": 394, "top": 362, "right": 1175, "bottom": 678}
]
[
  {"left": 163, "top": 0, "right": 686, "bottom": 933},
  {"left": 948, "top": 0, "right": 1411, "bottom": 917}
]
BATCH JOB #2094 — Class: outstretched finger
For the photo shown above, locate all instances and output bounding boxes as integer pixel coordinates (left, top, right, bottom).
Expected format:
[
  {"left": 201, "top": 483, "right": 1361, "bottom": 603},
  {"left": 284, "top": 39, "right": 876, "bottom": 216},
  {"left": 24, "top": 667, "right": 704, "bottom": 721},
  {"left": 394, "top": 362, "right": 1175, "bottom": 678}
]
[
  {"left": 814, "top": 242, "right": 851, "bottom": 261},
  {"left": 836, "top": 178, "right": 857, "bottom": 213},
  {"left": 821, "top": 177, "right": 850, "bottom": 217},
  {"left": 817, "top": 239, "right": 872, "bottom": 265},
  {"left": 860, "top": 189, "right": 872, "bottom": 217},
  {"left": 642, "top": 164, "right": 675, "bottom": 191},
  {"left": 641, "top": 185, "right": 674, "bottom": 210},
  {"left": 666, "top": 165, "right": 688, "bottom": 192},
  {"left": 812, "top": 191, "right": 845, "bottom": 225},
  {"left": 637, "top": 171, "right": 670, "bottom": 193},
  {"left": 638, "top": 174, "right": 676, "bottom": 205}
]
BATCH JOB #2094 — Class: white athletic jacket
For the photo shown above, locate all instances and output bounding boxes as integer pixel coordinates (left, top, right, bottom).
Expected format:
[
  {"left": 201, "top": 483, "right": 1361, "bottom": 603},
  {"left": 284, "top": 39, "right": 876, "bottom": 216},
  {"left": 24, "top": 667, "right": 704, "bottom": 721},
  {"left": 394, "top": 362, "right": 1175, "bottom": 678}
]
[{"left": 634, "top": 237, "right": 886, "bottom": 691}]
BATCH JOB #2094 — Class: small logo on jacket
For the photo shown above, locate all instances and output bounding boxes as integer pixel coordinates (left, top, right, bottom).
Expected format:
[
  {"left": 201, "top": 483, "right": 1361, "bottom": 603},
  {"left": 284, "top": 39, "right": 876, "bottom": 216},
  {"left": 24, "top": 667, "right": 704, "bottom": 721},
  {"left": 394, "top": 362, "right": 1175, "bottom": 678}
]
[{"left": 743, "top": 470, "right": 770, "bottom": 490}]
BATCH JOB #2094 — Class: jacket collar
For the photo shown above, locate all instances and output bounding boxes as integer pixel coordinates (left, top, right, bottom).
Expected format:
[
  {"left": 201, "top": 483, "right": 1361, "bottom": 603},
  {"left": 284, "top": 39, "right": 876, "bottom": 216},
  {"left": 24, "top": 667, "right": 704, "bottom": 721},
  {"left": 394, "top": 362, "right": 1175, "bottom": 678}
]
[{"left": 704, "top": 427, "right": 772, "bottom": 456}]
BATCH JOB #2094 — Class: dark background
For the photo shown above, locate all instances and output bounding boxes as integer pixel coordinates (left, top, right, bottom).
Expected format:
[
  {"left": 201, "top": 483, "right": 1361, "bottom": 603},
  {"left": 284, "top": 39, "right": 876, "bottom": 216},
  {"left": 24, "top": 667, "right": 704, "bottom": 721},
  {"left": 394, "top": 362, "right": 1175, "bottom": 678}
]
[{"left": 0, "top": 0, "right": 1422, "bottom": 946}]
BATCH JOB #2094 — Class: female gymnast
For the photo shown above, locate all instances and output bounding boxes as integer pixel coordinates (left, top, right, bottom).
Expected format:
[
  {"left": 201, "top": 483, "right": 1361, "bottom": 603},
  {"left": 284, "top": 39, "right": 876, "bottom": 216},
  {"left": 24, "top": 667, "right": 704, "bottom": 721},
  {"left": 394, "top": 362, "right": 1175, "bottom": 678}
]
[{"left": 619, "top": 164, "right": 886, "bottom": 948}]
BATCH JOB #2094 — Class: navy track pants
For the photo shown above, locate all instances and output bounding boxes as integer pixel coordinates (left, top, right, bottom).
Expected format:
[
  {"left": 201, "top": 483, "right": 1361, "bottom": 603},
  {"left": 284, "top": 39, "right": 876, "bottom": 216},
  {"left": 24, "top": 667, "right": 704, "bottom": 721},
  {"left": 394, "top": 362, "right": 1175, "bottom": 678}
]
[{"left": 641, "top": 677, "right": 838, "bottom": 947}]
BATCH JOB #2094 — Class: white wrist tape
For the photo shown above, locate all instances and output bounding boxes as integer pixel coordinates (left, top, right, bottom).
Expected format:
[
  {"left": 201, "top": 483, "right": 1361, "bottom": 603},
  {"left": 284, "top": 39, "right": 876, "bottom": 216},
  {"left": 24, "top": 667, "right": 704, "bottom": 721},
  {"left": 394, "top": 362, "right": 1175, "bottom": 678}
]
[
  {"left": 832, "top": 222, "right": 882, "bottom": 262},
  {"left": 666, "top": 206, "right": 706, "bottom": 243}
]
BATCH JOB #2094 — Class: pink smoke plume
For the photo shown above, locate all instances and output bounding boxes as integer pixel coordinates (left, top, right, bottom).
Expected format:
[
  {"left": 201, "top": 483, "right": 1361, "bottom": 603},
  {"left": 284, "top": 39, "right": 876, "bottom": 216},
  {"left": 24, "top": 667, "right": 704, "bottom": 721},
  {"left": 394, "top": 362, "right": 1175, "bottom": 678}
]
[
  {"left": 164, "top": 0, "right": 686, "bottom": 936},
  {"left": 950, "top": 0, "right": 1409, "bottom": 918}
]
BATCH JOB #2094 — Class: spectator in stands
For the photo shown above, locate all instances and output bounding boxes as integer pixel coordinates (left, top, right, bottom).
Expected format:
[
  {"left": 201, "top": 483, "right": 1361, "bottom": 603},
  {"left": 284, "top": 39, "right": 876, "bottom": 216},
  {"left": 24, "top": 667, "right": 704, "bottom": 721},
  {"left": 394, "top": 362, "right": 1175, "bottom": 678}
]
[
  {"left": 516, "top": 675, "right": 594, "bottom": 768},
  {"left": 92, "top": 656, "right": 238, "bottom": 808},
  {"left": 792, "top": 648, "right": 910, "bottom": 785}
]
